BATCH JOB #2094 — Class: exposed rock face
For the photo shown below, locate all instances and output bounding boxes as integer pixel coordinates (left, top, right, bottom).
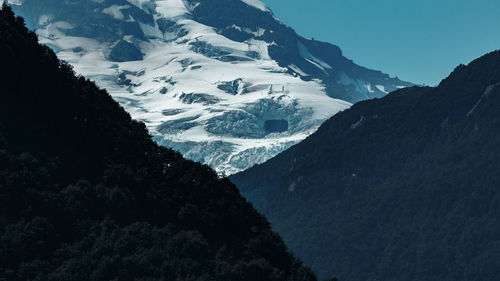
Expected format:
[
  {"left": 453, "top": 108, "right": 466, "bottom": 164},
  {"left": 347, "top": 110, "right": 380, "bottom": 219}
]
[{"left": 109, "top": 40, "right": 144, "bottom": 62}]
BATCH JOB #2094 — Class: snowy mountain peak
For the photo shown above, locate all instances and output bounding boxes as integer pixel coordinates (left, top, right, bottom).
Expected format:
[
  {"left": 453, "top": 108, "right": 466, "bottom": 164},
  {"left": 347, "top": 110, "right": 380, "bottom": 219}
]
[{"left": 10, "top": 0, "right": 412, "bottom": 174}]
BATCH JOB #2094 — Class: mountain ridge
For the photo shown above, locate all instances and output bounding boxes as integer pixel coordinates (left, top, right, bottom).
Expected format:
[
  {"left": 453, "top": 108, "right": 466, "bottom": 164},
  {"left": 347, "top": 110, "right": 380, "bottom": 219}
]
[
  {"left": 6, "top": 0, "right": 412, "bottom": 174},
  {"left": 231, "top": 49, "right": 500, "bottom": 280}
]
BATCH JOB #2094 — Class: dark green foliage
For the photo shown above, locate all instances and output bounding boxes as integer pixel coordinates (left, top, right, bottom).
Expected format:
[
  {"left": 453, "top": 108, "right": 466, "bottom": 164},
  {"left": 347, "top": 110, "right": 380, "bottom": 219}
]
[
  {"left": 232, "top": 50, "right": 500, "bottom": 280},
  {"left": 0, "top": 5, "right": 320, "bottom": 281}
]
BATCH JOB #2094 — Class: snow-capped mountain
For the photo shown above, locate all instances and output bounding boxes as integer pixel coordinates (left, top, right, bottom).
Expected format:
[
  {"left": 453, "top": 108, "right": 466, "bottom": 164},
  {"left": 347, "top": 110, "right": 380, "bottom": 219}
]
[{"left": 7, "top": 0, "right": 412, "bottom": 174}]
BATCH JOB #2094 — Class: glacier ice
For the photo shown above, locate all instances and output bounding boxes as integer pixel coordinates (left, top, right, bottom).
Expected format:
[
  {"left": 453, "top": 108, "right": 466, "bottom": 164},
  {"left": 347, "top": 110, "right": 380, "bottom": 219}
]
[{"left": 9, "top": 0, "right": 411, "bottom": 174}]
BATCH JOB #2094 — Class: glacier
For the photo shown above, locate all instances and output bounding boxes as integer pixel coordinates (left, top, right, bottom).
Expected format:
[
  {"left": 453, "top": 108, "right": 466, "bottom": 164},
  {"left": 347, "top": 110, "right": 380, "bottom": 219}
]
[{"left": 8, "top": 0, "right": 411, "bottom": 174}]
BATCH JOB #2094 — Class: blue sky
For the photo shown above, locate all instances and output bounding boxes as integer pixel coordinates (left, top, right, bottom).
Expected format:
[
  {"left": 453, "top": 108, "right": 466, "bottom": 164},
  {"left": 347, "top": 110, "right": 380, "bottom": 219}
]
[{"left": 262, "top": 0, "right": 500, "bottom": 86}]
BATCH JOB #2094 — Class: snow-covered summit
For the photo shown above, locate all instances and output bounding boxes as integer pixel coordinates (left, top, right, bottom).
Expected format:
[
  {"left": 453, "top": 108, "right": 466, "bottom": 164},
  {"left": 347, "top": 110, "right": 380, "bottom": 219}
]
[{"left": 10, "top": 0, "right": 411, "bottom": 174}]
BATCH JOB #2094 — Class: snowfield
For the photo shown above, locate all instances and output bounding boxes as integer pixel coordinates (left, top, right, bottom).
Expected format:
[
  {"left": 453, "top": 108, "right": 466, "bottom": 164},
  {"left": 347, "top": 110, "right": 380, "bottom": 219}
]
[{"left": 10, "top": 0, "right": 409, "bottom": 174}]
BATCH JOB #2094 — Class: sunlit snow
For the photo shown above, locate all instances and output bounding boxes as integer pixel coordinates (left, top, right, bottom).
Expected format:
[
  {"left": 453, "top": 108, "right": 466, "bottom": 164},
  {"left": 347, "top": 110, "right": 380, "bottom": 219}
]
[
  {"left": 31, "top": 0, "right": 352, "bottom": 174},
  {"left": 102, "top": 5, "right": 131, "bottom": 20},
  {"left": 240, "top": 0, "right": 269, "bottom": 12}
]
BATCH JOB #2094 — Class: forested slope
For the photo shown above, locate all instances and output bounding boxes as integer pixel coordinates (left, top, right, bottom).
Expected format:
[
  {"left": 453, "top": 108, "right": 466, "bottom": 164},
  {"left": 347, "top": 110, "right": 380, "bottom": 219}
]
[
  {"left": 0, "top": 5, "right": 324, "bottom": 281},
  {"left": 232, "top": 49, "right": 500, "bottom": 280}
]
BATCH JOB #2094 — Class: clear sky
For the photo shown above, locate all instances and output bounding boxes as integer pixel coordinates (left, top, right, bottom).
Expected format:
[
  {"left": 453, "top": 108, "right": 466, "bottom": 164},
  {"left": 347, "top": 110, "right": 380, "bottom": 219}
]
[{"left": 262, "top": 0, "right": 500, "bottom": 86}]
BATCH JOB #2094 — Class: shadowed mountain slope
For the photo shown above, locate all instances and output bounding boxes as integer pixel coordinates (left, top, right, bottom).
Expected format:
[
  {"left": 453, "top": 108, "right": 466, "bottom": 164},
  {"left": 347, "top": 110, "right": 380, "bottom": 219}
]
[{"left": 232, "top": 50, "right": 500, "bottom": 280}]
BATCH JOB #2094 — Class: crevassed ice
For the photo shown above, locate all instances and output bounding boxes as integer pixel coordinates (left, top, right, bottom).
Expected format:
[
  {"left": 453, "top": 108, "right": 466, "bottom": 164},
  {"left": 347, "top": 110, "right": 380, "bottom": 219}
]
[{"left": 32, "top": 0, "right": 351, "bottom": 174}]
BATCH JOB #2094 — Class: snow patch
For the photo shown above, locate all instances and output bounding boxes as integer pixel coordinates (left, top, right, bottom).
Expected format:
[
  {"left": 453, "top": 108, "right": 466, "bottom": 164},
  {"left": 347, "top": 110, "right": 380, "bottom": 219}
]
[
  {"left": 240, "top": 0, "right": 269, "bottom": 12},
  {"left": 243, "top": 27, "right": 266, "bottom": 37},
  {"left": 102, "top": 5, "right": 131, "bottom": 20},
  {"left": 1, "top": 0, "right": 23, "bottom": 5},
  {"left": 365, "top": 84, "right": 374, "bottom": 93},
  {"left": 288, "top": 64, "right": 307, "bottom": 76},
  {"left": 38, "top": 14, "right": 54, "bottom": 26},
  {"left": 375, "top": 85, "right": 388, "bottom": 94},
  {"left": 298, "top": 41, "right": 332, "bottom": 71},
  {"left": 155, "top": 0, "right": 190, "bottom": 18},
  {"left": 126, "top": 0, "right": 155, "bottom": 13}
]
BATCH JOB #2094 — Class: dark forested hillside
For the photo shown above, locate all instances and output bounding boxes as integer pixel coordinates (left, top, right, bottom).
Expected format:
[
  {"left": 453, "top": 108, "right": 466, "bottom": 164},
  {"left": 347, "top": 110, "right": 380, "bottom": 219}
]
[
  {"left": 232, "top": 50, "right": 500, "bottom": 280},
  {"left": 0, "top": 5, "right": 323, "bottom": 281}
]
